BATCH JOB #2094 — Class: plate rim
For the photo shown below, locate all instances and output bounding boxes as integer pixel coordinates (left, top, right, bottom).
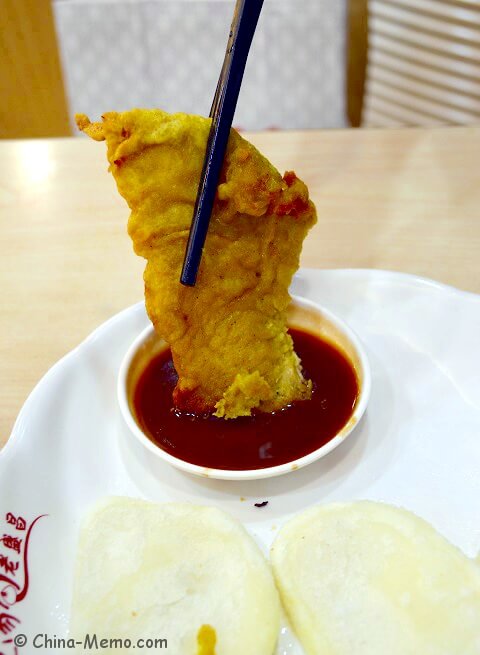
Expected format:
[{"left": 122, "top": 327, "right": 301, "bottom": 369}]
[{"left": 2, "top": 267, "right": 479, "bottom": 461}]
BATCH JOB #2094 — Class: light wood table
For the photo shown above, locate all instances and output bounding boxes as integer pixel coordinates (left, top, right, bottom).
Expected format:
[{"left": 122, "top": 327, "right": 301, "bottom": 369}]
[{"left": 1, "top": 127, "right": 479, "bottom": 447}]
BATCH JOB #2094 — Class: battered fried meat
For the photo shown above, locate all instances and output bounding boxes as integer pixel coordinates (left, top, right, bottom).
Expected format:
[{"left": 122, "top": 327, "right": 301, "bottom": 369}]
[{"left": 77, "top": 110, "right": 317, "bottom": 418}]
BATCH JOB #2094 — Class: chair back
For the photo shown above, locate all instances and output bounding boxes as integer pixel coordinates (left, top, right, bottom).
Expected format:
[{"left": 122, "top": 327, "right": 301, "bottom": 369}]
[{"left": 0, "top": 0, "right": 70, "bottom": 138}]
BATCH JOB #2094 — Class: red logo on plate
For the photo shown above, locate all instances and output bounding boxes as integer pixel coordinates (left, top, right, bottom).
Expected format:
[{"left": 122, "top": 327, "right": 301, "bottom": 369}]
[{"left": 0, "top": 513, "right": 45, "bottom": 654}]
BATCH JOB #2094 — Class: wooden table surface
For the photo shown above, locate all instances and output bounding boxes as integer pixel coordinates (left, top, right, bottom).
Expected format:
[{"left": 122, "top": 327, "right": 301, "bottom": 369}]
[{"left": 1, "top": 126, "right": 479, "bottom": 446}]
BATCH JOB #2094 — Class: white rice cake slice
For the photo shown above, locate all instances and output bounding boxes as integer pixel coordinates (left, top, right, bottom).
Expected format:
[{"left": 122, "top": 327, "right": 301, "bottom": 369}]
[
  {"left": 271, "top": 501, "right": 480, "bottom": 655},
  {"left": 71, "top": 497, "right": 280, "bottom": 654}
]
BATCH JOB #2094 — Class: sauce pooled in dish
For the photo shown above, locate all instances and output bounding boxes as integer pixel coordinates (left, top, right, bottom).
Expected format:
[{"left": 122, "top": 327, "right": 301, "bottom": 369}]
[{"left": 133, "top": 328, "right": 359, "bottom": 470}]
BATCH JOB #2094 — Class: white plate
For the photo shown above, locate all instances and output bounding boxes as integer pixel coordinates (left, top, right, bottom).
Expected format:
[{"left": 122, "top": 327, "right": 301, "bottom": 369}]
[{"left": 1, "top": 269, "right": 479, "bottom": 653}]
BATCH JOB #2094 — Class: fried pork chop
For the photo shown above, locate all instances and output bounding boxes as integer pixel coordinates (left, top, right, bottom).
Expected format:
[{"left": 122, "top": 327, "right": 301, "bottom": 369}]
[{"left": 77, "top": 110, "right": 317, "bottom": 418}]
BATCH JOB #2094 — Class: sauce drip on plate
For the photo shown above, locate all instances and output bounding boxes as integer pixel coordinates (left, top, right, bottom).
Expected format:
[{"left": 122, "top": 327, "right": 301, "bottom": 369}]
[{"left": 133, "top": 329, "right": 359, "bottom": 470}]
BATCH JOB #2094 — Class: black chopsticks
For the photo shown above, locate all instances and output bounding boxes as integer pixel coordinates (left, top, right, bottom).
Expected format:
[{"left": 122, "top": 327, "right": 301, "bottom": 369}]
[{"left": 180, "top": 0, "right": 264, "bottom": 286}]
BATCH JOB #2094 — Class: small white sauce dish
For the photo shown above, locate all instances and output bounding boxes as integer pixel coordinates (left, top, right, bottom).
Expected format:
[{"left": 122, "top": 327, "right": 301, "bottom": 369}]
[{"left": 117, "top": 295, "right": 371, "bottom": 480}]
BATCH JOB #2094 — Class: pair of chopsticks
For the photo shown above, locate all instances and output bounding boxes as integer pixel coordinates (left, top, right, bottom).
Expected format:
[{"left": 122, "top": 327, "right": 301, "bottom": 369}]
[{"left": 180, "top": 0, "right": 264, "bottom": 286}]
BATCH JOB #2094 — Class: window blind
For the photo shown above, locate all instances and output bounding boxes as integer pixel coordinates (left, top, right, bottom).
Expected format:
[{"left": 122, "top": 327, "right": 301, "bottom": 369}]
[{"left": 363, "top": 0, "right": 480, "bottom": 126}]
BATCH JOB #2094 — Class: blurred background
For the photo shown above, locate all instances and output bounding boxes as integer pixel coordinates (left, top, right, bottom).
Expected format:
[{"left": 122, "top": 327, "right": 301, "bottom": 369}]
[{"left": 1, "top": 0, "right": 479, "bottom": 138}]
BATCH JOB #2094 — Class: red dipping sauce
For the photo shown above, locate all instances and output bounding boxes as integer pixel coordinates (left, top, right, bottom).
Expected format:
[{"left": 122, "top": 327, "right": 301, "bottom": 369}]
[{"left": 132, "top": 329, "right": 359, "bottom": 470}]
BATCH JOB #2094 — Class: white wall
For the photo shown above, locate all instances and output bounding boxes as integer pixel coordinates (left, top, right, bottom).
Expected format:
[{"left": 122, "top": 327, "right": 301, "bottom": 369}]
[{"left": 53, "top": 0, "right": 348, "bottom": 131}]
